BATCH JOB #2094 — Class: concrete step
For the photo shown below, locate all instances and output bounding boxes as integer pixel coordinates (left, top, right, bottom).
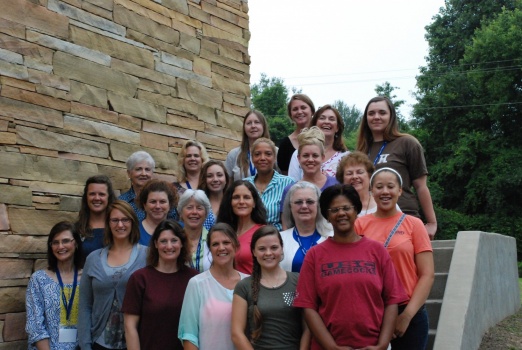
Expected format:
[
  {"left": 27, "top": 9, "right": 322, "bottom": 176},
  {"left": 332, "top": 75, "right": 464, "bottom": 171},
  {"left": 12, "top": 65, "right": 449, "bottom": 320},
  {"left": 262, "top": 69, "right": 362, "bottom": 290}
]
[
  {"left": 427, "top": 329, "right": 437, "bottom": 350},
  {"left": 431, "top": 239, "right": 456, "bottom": 249},
  {"left": 426, "top": 299, "right": 443, "bottom": 331},
  {"left": 429, "top": 272, "right": 448, "bottom": 299},
  {"left": 433, "top": 246, "right": 454, "bottom": 273}
]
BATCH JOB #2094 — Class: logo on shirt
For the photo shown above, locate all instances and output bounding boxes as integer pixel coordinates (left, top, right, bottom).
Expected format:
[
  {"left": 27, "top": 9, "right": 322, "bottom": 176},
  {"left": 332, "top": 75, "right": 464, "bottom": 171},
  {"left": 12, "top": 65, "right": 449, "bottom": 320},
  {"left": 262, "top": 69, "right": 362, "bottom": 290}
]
[
  {"left": 377, "top": 154, "right": 389, "bottom": 164},
  {"left": 321, "top": 260, "right": 376, "bottom": 277},
  {"left": 283, "top": 291, "right": 297, "bottom": 306}
]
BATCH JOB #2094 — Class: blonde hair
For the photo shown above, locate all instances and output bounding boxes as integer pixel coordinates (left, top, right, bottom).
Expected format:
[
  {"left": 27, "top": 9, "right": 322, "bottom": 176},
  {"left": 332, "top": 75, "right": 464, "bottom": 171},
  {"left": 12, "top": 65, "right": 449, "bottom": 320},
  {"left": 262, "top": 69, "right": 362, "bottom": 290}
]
[
  {"left": 297, "top": 126, "right": 325, "bottom": 155},
  {"left": 177, "top": 140, "right": 209, "bottom": 182}
]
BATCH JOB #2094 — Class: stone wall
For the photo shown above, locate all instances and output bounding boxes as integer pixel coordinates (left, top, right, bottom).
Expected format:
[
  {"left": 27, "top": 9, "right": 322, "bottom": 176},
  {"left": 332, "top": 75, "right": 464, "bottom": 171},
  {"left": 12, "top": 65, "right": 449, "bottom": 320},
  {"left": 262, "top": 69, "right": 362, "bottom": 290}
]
[{"left": 0, "top": 0, "right": 250, "bottom": 346}]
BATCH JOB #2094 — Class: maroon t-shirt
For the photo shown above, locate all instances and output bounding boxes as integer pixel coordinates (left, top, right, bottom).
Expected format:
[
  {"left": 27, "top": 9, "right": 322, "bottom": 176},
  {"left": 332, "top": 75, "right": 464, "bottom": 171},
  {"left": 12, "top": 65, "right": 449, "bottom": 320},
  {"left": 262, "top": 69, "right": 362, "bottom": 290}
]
[{"left": 122, "top": 265, "right": 198, "bottom": 350}]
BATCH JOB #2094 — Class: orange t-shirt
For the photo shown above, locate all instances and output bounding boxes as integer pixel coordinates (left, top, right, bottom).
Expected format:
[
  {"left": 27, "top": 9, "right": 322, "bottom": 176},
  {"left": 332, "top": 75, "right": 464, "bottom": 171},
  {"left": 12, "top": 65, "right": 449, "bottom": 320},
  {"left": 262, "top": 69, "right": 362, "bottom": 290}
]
[{"left": 355, "top": 212, "right": 432, "bottom": 300}]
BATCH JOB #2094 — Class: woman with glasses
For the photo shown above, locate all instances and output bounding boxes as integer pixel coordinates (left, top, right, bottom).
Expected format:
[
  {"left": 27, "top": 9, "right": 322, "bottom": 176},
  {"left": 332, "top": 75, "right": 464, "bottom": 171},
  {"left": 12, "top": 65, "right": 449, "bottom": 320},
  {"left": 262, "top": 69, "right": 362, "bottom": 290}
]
[
  {"left": 280, "top": 182, "right": 332, "bottom": 272},
  {"left": 123, "top": 220, "right": 198, "bottom": 350},
  {"left": 294, "top": 184, "right": 407, "bottom": 349},
  {"left": 79, "top": 200, "right": 147, "bottom": 350},
  {"left": 26, "top": 221, "right": 83, "bottom": 350}
]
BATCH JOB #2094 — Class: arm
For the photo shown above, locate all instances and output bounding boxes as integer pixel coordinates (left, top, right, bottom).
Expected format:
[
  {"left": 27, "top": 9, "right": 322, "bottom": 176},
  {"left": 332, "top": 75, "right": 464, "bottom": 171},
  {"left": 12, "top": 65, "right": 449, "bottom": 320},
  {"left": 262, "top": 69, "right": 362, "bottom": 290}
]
[
  {"left": 183, "top": 340, "right": 199, "bottom": 350},
  {"left": 303, "top": 308, "right": 353, "bottom": 350},
  {"left": 78, "top": 260, "right": 94, "bottom": 350},
  {"left": 395, "top": 251, "right": 434, "bottom": 337},
  {"left": 178, "top": 279, "right": 201, "bottom": 349},
  {"left": 35, "top": 339, "right": 50, "bottom": 350},
  {"left": 231, "top": 294, "right": 254, "bottom": 350},
  {"left": 25, "top": 274, "right": 51, "bottom": 348},
  {"left": 124, "top": 314, "right": 141, "bottom": 350},
  {"left": 412, "top": 175, "right": 437, "bottom": 239},
  {"left": 299, "top": 313, "right": 311, "bottom": 350}
]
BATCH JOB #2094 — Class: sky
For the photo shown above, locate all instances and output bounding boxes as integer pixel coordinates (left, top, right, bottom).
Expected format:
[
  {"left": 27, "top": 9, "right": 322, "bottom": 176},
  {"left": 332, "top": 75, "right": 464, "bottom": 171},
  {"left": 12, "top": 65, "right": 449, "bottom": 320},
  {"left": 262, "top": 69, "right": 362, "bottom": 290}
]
[{"left": 248, "top": 0, "right": 446, "bottom": 118}]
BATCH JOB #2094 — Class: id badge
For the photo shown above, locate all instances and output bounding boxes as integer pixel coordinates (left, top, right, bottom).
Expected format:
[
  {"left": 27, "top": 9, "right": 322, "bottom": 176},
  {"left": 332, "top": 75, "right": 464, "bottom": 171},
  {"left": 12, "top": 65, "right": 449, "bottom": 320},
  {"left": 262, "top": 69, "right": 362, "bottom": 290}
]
[{"left": 58, "top": 328, "right": 77, "bottom": 343}]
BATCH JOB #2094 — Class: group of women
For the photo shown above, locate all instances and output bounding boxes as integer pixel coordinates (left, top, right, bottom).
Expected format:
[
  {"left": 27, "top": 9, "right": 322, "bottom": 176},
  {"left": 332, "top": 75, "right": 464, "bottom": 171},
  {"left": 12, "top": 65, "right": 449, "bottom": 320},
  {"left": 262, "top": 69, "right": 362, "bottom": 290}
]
[{"left": 25, "top": 94, "right": 436, "bottom": 350}]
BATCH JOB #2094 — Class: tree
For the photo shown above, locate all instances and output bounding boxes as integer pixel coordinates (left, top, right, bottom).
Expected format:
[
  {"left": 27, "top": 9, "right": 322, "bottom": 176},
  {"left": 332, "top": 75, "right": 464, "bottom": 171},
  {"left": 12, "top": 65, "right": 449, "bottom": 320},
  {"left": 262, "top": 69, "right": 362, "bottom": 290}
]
[
  {"left": 332, "top": 100, "right": 361, "bottom": 136},
  {"left": 250, "top": 73, "right": 294, "bottom": 143}
]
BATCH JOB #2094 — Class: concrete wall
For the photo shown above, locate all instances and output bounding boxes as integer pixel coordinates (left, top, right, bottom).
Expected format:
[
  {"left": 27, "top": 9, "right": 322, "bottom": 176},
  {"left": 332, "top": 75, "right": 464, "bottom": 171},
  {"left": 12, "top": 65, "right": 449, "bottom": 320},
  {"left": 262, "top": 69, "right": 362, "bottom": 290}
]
[
  {"left": 0, "top": 0, "right": 250, "bottom": 346},
  {"left": 433, "top": 231, "right": 520, "bottom": 350}
]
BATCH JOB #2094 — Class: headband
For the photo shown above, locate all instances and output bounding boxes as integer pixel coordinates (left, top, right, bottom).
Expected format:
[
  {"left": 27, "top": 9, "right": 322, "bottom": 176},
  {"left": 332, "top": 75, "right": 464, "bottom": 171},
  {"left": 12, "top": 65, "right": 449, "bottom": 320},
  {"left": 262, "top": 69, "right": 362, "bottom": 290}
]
[{"left": 370, "top": 167, "right": 403, "bottom": 187}]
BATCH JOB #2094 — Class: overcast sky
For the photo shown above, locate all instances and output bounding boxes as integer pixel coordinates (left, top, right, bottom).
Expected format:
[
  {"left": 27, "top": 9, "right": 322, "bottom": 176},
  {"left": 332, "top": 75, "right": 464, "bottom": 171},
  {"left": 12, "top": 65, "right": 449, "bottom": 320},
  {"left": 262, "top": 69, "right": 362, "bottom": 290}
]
[{"left": 248, "top": 0, "right": 446, "bottom": 117}]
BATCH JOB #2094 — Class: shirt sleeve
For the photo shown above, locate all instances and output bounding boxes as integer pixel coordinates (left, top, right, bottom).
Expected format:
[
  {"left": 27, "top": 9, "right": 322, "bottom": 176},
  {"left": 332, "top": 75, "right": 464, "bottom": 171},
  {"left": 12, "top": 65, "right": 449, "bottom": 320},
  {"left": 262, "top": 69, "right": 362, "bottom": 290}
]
[
  {"left": 121, "top": 270, "right": 145, "bottom": 316},
  {"left": 178, "top": 277, "right": 201, "bottom": 348},
  {"left": 25, "top": 273, "right": 50, "bottom": 345},
  {"left": 293, "top": 250, "right": 318, "bottom": 309},
  {"left": 405, "top": 136, "right": 428, "bottom": 181},
  {"left": 233, "top": 277, "right": 250, "bottom": 301},
  {"left": 78, "top": 258, "right": 94, "bottom": 350},
  {"left": 411, "top": 217, "right": 433, "bottom": 254},
  {"left": 287, "top": 150, "right": 302, "bottom": 181}
]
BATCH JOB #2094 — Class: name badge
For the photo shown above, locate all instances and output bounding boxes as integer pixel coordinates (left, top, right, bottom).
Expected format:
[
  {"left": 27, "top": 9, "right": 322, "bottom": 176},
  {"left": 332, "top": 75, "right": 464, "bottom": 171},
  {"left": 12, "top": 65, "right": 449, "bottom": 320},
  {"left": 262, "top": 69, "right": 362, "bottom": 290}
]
[{"left": 59, "top": 328, "right": 77, "bottom": 343}]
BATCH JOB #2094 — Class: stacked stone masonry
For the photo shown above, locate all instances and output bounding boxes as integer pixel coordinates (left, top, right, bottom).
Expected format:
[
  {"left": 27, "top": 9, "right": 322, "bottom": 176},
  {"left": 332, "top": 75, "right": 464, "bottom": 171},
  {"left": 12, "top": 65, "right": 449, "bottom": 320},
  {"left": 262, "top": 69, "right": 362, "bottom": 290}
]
[{"left": 0, "top": 0, "right": 250, "bottom": 346}]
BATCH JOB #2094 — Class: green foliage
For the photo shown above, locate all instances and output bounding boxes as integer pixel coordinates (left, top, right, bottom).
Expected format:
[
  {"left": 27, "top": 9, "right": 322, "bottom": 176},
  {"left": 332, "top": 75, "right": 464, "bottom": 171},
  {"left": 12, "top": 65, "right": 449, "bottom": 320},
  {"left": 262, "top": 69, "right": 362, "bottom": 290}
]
[{"left": 331, "top": 100, "right": 362, "bottom": 137}]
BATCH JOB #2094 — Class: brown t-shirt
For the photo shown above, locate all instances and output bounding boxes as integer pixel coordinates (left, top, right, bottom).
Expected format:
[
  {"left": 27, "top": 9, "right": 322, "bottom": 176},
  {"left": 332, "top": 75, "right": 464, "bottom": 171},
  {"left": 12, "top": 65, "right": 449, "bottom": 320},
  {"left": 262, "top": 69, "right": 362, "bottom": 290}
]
[{"left": 368, "top": 135, "right": 427, "bottom": 217}]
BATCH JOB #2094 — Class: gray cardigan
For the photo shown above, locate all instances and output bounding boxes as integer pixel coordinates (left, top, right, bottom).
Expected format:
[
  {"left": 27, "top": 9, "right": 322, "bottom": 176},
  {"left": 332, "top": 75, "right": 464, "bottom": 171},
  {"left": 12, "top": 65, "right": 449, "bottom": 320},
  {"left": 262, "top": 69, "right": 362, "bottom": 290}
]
[{"left": 78, "top": 244, "right": 147, "bottom": 350}]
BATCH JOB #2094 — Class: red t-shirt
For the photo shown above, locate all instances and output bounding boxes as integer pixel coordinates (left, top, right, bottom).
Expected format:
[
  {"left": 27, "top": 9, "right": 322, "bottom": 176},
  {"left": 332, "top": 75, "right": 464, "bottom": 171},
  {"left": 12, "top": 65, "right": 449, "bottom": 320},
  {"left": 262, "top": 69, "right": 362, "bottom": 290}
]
[
  {"left": 234, "top": 224, "right": 264, "bottom": 274},
  {"left": 294, "top": 237, "right": 407, "bottom": 349}
]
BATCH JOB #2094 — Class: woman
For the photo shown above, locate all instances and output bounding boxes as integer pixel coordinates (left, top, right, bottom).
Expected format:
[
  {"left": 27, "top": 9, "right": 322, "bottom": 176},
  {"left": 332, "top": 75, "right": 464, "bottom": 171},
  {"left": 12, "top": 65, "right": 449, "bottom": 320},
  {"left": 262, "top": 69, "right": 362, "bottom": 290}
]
[
  {"left": 277, "top": 94, "right": 315, "bottom": 175},
  {"left": 138, "top": 179, "right": 178, "bottom": 247},
  {"left": 178, "top": 223, "right": 248, "bottom": 350},
  {"left": 123, "top": 220, "right": 198, "bottom": 350},
  {"left": 76, "top": 175, "right": 116, "bottom": 259},
  {"left": 355, "top": 168, "right": 435, "bottom": 350},
  {"left": 245, "top": 138, "right": 294, "bottom": 231},
  {"left": 79, "top": 200, "right": 147, "bottom": 350},
  {"left": 288, "top": 105, "right": 348, "bottom": 181},
  {"left": 178, "top": 189, "right": 213, "bottom": 272},
  {"left": 225, "top": 110, "right": 271, "bottom": 181},
  {"left": 119, "top": 151, "right": 155, "bottom": 221},
  {"left": 26, "top": 221, "right": 83, "bottom": 350},
  {"left": 174, "top": 140, "right": 209, "bottom": 195},
  {"left": 356, "top": 96, "right": 437, "bottom": 239},
  {"left": 280, "top": 182, "right": 332, "bottom": 272},
  {"left": 217, "top": 180, "right": 267, "bottom": 274},
  {"left": 294, "top": 184, "right": 407, "bottom": 349},
  {"left": 231, "top": 225, "right": 308, "bottom": 350},
  {"left": 199, "top": 160, "right": 231, "bottom": 230}
]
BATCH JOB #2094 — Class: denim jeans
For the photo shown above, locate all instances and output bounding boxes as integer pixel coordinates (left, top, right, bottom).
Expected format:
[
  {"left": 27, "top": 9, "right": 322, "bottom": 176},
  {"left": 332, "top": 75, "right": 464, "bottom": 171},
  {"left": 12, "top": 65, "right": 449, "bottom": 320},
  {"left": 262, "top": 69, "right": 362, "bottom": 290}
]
[{"left": 391, "top": 304, "right": 429, "bottom": 350}]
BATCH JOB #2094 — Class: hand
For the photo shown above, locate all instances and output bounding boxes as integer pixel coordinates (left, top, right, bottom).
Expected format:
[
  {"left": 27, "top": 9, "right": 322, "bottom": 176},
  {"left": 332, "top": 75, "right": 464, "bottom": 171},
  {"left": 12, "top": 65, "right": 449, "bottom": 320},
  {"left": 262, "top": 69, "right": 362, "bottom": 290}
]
[
  {"left": 425, "top": 222, "right": 437, "bottom": 240},
  {"left": 394, "top": 312, "right": 413, "bottom": 338}
]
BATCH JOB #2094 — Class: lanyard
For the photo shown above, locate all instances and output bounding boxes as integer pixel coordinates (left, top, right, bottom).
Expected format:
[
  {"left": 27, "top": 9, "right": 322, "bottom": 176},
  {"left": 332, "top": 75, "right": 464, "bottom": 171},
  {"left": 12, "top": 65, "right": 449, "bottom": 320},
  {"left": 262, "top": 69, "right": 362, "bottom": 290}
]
[
  {"left": 293, "top": 227, "right": 320, "bottom": 256},
  {"left": 190, "top": 235, "right": 202, "bottom": 272},
  {"left": 185, "top": 181, "right": 192, "bottom": 190},
  {"left": 371, "top": 141, "right": 387, "bottom": 165},
  {"left": 247, "top": 151, "right": 256, "bottom": 176},
  {"left": 56, "top": 267, "right": 78, "bottom": 321},
  {"left": 384, "top": 214, "right": 406, "bottom": 248}
]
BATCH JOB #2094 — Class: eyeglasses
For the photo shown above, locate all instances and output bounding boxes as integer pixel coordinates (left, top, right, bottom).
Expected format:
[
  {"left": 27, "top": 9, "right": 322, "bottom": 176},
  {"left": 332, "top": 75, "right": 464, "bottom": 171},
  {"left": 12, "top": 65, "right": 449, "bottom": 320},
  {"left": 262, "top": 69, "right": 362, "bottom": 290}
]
[
  {"left": 327, "top": 206, "right": 354, "bottom": 214},
  {"left": 292, "top": 199, "right": 316, "bottom": 207},
  {"left": 50, "top": 238, "right": 75, "bottom": 247},
  {"left": 109, "top": 218, "right": 131, "bottom": 225}
]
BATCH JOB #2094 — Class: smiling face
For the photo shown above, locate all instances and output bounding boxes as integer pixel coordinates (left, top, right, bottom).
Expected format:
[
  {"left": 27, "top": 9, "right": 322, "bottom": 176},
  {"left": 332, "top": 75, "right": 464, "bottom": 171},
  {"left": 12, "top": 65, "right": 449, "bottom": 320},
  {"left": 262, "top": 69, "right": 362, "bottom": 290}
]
[
  {"left": 144, "top": 191, "right": 170, "bottom": 222},
  {"left": 298, "top": 144, "right": 324, "bottom": 176},
  {"left": 315, "top": 108, "right": 339, "bottom": 138},
  {"left": 50, "top": 230, "right": 76, "bottom": 264},
  {"left": 290, "top": 188, "right": 318, "bottom": 224},
  {"left": 109, "top": 208, "right": 132, "bottom": 242},
  {"left": 253, "top": 234, "right": 283, "bottom": 271},
  {"left": 205, "top": 164, "right": 227, "bottom": 194},
  {"left": 181, "top": 197, "right": 206, "bottom": 230},
  {"left": 290, "top": 99, "right": 313, "bottom": 129},
  {"left": 209, "top": 230, "right": 237, "bottom": 266},
  {"left": 154, "top": 229, "right": 182, "bottom": 263},
  {"left": 251, "top": 142, "right": 276, "bottom": 174},
  {"left": 244, "top": 113, "right": 264, "bottom": 142},
  {"left": 366, "top": 101, "right": 391, "bottom": 138},
  {"left": 87, "top": 183, "right": 109, "bottom": 214},
  {"left": 327, "top": 195, "right": 357, "bottom": 236},
  {"left": 371, "top": 171, "right": 402, "bottom": 212},
  {"left": 231, "top": 185, "right": 255, "bottom": 218},
  {"left": 184, "top": 146, "right": 202, "bottom": 173},
  {"left": 342, "top": 164, "right": 371, "bottom": 193},
  {"left": 128, "top": 160, "right": 153, "bottom": 190}
]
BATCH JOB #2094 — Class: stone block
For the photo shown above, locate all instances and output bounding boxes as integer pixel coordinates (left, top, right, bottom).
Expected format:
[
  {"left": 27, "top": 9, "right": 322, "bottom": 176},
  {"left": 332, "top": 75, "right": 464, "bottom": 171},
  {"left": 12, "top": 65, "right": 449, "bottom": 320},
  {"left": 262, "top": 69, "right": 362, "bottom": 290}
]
[
  {"left": 70, "top": 102, "right": 118, "bottom": 124},
  {"left": 26, "top": 30, "right": 111, "bottom": 66},
  {"left": 110, "top": 140, "right": 176, "bottom": 171},
  {"left": 0, "top": 34, "right": 52, "bottom": 66},
  {"left": 138, "top": 80, "right": 173, "bottom": 96},
  {"left": 0, "top": 259, "right": 32, "bottom": 279},
  {"left": 219, "top": 44, "right": 243, "bottom": 62},
  {"left": 0, "top": 48, "right": 23, "bottom": 65},
  {"left": 162, "top": 0, "right": 189, "bottom": 14},
  {"left": 54, "top": 51, "right": 139, "bottom": 97},
  {"left": 27, "top": 69, "right": 70, "bottom": 91},
  {"left": 24, "top": 57, "right": 53, "bottom": 73},
  {"left": 0, "top": 132, "right": 16, "bottom": 144},
  {"left": 142, "top": 120, "right": 196, "bottom": 139},
  {"left": 0, "top": 77, "right": 36, "bottom": 92},
  {"left": 0, "top": 279, "right": 29, "bottom": 288},
  {"left": 212, "top": 72, "right": 249, "bottom": 96},
  {"left": 201, "top": 1, "right": 238, "bottom": 25},
  {"left": 64, "top": 115, "right": 140, "bottom": 144},
  {"left": 48, "top": 0, "right": 125, "bottom": 35},
  {"left": 196, "top": 131, "right": 224, "bottom": 148},
  {"left": 170, "top": 8, "right": 203, "bottom": 28},
  {"left": 1, "top": 85, "right": 70, "bottom": 112},
  {"left": 0, "top": 60, "right": 29, "bottom": 81},
  {"left": 171, "top": 18, "right": 196, "bottom": 37},
  {"left": 216, "top": 109, "right": 243, "bottom": 131},
  {"left": 138, "top": 90, "right": 193, "bottom": 114},
  {"left": 0, "top": 185, "right": 32, "bottom": 206},
  {"left": 32, "top": 195, "right": 60, "bottom": 204},
  {"left": 3, "top": 313, "right": 27, "bottom": 341},
  {"left": 201, "top": 38, "right": 219, "bottom": 54},
  {"left": 223, "top": 101, "right": 248, "bottom": 116},
  {"left": 0, "top": 152, "right": 98, "bottom": 185},
  {"left": 192, "top": 57, "right": 211, "bottom": 77},
  {"left": 0, "top": 96, "right": 63, "bottom": 127},
  {"left": 125, "top": 29, "right": 180, "bottom": 54},
  {"left": 0, "top": 18, "right": 25, "bottom": 39},
  {"left": 59, "top": 195, "right": 81, "bottom": 212},
  {"left": 34, "top": 259, "right": 47, "bottom": 271},
  {"left": 179, "top": 32, "right": 200, "bottom": 54},
  {"left": 204, "top": 123, "right": 241, "bottom": 141},
  {"left": 211, "top": 15, "right": 243, "bottom": 37},
  {"left": 18, "top": 146, "right": 58, "bottom": 157},
  {"left": 107, "top": 92, "right": 167, "bottom": 123},
  {"left": 0, "top": 120, "right": 8, "bottom": 131},
  {"left": 112, "top": 59, "right": 177, "bottom": 88},
  {"left": 223, "top": 91, "right": 246, "bottom": 107},
  {"left": 140, "top": 131, "right": 169, "bottom": 151},
  {"left": 70, "top": 26, "right": 154, "bottom": 69},
  {"left": 0, "top": 0, "right": 69, "bottom": 38},
  {"left": 8, "top": 209, "right": 77, "bottom": 236},
  {"left": 201, "top": 48, "right": 248, "bottom": 73},
  {"left": 86, "top": 0, "right": 113, "bottom": 11},
  {"left": 17, "top": 125, "right": 110, "bottom": 158},
  {"left": 188, "top": 5, "right": 210, "bottom": 24},
  {"left": 160, "top": 52, "right": 192, "bottom": 71},
  {"left": 0, "top": 340, "right": 26, "bottom": 349},
  {"left": 185, "top": 80, "right": 223, "bottom": 109},
  {"left": 69, "top": 81, "right": 108, "bottom": 108},
  {"left": 35, "top": 85, "right": 70, "bottom": 101},
  {"left": 82, "top": 1, "right": 112, "bottom": 20},
  {"left": 115, "top": 0, "right": 171, "bottom": 26},
  {"left": 0, "top": 287, "right": 25, "bottom": 314},
  {"left": 0, "top": 204, "right": 9, "bottom": 231},
  {"left": 166, "top": 113, "right": 205, "bottom": 131},
  {"left": 156, "top": 61, "right": 211, "bottom": 88},
  {"left": 114, "top": 4, "right": 179, "bottom": 44},
  {"left": 118, "top": 113, "right": 141, "bottom": 131}
]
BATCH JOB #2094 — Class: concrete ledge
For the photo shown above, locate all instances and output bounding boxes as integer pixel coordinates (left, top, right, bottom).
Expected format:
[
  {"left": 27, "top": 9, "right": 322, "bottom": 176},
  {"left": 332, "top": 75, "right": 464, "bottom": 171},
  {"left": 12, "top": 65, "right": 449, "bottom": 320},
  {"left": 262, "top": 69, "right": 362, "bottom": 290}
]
[{"left": 433, "top": 231, "right": 520, "bottom": 350}]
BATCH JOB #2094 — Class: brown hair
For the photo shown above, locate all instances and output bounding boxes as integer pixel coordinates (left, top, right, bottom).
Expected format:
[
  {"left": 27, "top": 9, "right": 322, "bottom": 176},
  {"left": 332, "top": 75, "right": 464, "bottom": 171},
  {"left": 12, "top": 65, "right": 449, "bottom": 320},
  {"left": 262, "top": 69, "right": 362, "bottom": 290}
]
[
  {"left": 287, "top": 94, "right": 316, "bottom": 121},
  {"left": 76, "top": 175, "right": 115, "bottom": 239},
  {"left": 198, "top": 160, "right": 231, "bottom": 197},
  {"left": 138, "top": 179, "right": 178, "bottom": 211},
  {"left": 335, "top": 151, "right": 375, "bottom": 184},
  {"left": 238, "top": 110, "right": 271, "bottom": 176},
  {"left": 104, "top": 200, "right": 140, "bottom": 246},
  {"left": 311, "top": 104, "right": 347, "bottom": 152},
  {"left": 146, "top": 219, "right": 189, "bottom": 268}
]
